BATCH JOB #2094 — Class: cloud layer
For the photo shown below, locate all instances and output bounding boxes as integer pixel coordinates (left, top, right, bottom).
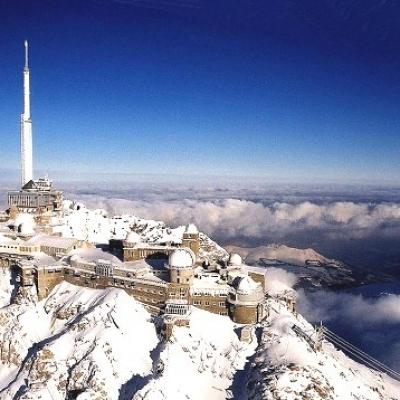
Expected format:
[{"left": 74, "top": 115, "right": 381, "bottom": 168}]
[
  {"left": 297, "top": 288, "right": 400, "bottom": 370},
  {"left": 70, "top": 195, "right": 400, "bottom": 241}
]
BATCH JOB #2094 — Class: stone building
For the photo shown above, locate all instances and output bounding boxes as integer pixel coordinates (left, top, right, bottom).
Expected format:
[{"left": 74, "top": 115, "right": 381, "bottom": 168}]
[
  {"left": 168, "top": 248, "right": 195, "bottom": 285},
  {"left": 110, "top": 225, "right": 201, "bottom": 263},
  {"left": 227, "top": 275, "right": 265, "bottom": 324},
  {"left": 4, "top": 227, "right": 270, "bottom": 324},
  {"left": 0, "top": 234, "right": 92, "bottom": 261},
  {"left": 181, "top": 224, "right": 200, "bottom": 256}
]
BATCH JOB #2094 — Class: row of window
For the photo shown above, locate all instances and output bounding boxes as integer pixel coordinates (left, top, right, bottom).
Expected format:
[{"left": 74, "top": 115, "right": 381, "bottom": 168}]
[
  {"left": 134, "top": 285, "right": 164, "bottom": 295},
  {"left": 192, "top": 291, "right": 227, "bottom": 297},
  {"left": 47, "top": 268, "right": 63, "bottom": 274},
  {"left": 135, "top": 295, "right": 160, "bottom": 304},
  {"left": 193, "top": 300, "right": 226, "bottom": 307}
]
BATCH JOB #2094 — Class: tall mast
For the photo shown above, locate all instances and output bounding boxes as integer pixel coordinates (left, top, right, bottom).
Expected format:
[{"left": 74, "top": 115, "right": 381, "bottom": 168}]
[
  {"left": 24, "top": 39, "right": 29, "bottom": 69},
  {"left": 20, "top": 40, "right": 33, "bottom": 186}
]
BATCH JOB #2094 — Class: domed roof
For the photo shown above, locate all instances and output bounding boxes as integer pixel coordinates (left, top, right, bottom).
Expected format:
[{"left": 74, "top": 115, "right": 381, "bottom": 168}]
[
  {"left": 125, "top": 231, "right": 141, "bottom": 244},
  {"left": 186, "top": 223, "right": 199, "bottom": 234},
  {"left": 236, "top": 276, "right": 260, "bottom": 295},
  {"left": 228, "top": 253, "right": 242, "bottom": 267},
  {"left": 15, "top": 214, "right": 35, "bottom": 236},
  {"left": 169, "top": 248, "right": 195, "bottom": 268}
]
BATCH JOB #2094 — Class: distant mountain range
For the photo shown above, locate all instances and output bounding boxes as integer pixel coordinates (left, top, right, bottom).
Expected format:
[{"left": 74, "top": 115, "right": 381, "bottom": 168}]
[{"left": 225, "top": 243, "right": 385, "bottom": 289}]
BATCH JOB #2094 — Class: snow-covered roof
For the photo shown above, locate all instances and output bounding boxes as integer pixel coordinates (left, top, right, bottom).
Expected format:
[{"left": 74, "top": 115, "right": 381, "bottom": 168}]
[
  {"left": 0, "top": 234, "right": 16, "bottom": 246},
  {"left": 185, "top": 223, "right": 199, "bottom": 234},
  {"left": 13, "top": 214, "right": 36, "bottom": 236},
  {"left": 228, "top": 253, "right": 242, "bottom": 267},
  {"left": 125, "top": 231, "right": 141, "bottom": 244},
  {"left": 25, "top": 235, "right": 80, "bottom": 249},
  {"left": 191, "top": 274, "right": 229, "bottom": 292},
  {"left": 69, "top": 248, "right": 123, "bottom": 266},
  {"left": 234, "top": 275, "right": 261, "bottom": 295},
  {"left": 169, "top": 248, "right": 194, "bottom": 268}
]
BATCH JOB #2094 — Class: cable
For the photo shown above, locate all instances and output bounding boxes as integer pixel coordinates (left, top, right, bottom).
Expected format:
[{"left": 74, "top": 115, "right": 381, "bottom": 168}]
[
  {"left": 323, "top": 331, "right": 400, "bottom": 380},
  {"left": 323, "top": 329, "right": 400, "bottom": 377}
]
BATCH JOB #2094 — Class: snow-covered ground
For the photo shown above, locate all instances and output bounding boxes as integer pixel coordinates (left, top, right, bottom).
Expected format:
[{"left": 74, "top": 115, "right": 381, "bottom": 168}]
[
  {"left": 0, "top": 271, "right": 399, "bottom": 399},
  {"left": 52, "top": 201, "right": 186, "bottom": 245},
  {"left": 247, "top": 300, "right": 400, "bottom": 400},
  {"left": 0, "top": 201, "right": 399, "bottom": 399}
]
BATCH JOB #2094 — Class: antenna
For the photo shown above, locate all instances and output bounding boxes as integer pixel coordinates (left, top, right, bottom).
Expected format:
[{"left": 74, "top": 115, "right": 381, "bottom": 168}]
[{"left": 24, "top": 40, "right": 29, "bottom": 69}]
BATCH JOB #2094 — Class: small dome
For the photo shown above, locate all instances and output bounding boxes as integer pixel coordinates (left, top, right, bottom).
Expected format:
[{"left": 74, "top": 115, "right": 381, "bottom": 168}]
[
  {"left": 15, "top": 214, "right": 35, "bottom": 236},
  {"left": 70, "top": 254, "right": 80, "bottom": 262},
  {"left": 186, "top": 223, "right": 199, "bottom": 234},
  {"left": 169, "top": 248, "right": 194, "bottom": 268},
  {"left": 228, "top": 253, "right": 242, "bottom": 267},
  {"left": 125, "top": 231, "right": 141, "bottom": 244},
  {"left": 236, "top": 276, "right": 260, "bottom": 295},
  {"left": 18, "top": 222, "right": 35, "bottom": 236}
]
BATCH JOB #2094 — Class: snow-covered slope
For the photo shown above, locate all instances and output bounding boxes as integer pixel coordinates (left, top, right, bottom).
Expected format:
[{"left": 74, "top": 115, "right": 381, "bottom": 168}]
[
  {"left": 0, "top": 269, "right": 13, "bottom": 308},
  {"left": 247, "top": 300, "right": 400, "bottom": 400},
  {"left": 134, "top": 308, "right": 256, "bottom": 400},
  {"left": 0, "top": 282, "right": 158, "bottom": 400},
  {"left": 0, "top": 273, "right": 399, "bottom": 399}
]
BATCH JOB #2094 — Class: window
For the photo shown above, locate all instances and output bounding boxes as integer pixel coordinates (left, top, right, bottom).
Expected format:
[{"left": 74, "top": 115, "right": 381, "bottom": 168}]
[
  {"left": 219, "top": 302, "right": 225, "bottom": 307},
  {"left": 193, "top": 300, "right": 201, "bottom": 305}
]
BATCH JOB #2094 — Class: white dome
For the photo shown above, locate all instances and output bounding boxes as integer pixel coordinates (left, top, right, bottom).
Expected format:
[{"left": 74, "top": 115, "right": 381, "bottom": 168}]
[
  {"left": 186, "top": 223, "right": 199, "bottom": 234},
  {"left": 125, "top": 231, "right": 141, "bottom": 244},
  {"left": 236, "top": 276, "right": 260, "bottom": 295},
  {"left": 18, "top": 222, "right": 35, "bottom": 236},
  {"left": 15, "top": 214, "right": 35, "bottom": 236},
  {"left": 169, "top": 248, "right": 194, "bottom": 268},
  {"left": 228, "top": 253, "right": 242, "bottom": 267}
]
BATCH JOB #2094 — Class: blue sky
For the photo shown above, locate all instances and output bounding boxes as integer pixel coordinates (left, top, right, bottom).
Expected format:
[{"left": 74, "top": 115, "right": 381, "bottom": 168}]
[{"left": 1, "top": 0, "right": 400, "bottom": 183}]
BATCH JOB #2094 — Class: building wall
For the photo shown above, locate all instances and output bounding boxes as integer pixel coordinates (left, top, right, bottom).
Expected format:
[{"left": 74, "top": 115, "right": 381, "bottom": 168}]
[
  {"left": 8, "top": 190, "right": 63, "bottom": 215},
  {"left": 36, "top": 267, "right": 65, "bottom": 300},
  {"left": 9, "top": 252, "right": 264, "bottom": 323},
  {"left": 190, "top": 293, "right": 227, "bottom": 315},
  {"left": 248, "top": 271, "right": 266, "bottom": 291},
  {"left": 123, "top": 247, "right": 174, "bottom": 262},
  {"left": 170, "top": 267, "right": 193, "bottom": 285},
  {"left": 228, "top": 303, "right": 259, "bottom": 324},
  {"left": 63, "top": 266, "right": 168, "bottom": 311},
  {"left": 182, "top": 233, "right": 200, "bottom": 257}
]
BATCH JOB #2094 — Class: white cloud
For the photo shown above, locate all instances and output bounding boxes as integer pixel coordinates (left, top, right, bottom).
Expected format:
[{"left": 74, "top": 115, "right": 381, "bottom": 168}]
[
  {"left": 264, "top": 267, "right": 298, "bottom": 296},
  {"left": 297, "top": 290, "right": 400, "bottom": 326}
]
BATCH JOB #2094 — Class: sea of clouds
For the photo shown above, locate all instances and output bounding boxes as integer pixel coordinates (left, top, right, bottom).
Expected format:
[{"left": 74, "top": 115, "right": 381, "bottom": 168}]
[{"left": 56, "top": 181, "right": 400, "bottom": 273}]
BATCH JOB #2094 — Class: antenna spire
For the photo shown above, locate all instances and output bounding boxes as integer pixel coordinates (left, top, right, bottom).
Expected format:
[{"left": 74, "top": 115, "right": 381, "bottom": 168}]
[{"left": 24, "top": 40, "right": 29, "bottom": 69}]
